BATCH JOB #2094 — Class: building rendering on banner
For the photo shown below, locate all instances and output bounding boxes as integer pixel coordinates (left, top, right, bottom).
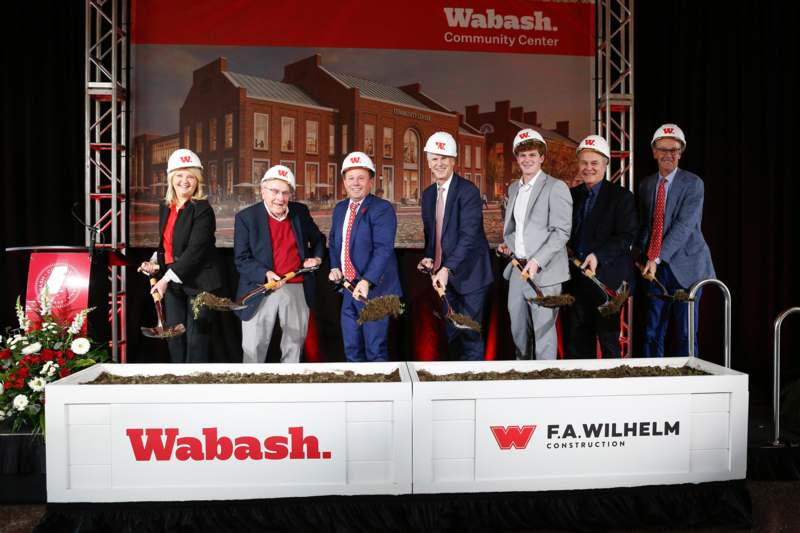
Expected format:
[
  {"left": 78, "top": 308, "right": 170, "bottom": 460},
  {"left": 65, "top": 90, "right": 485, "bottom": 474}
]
[
  {"left": 133, "top": 55, "right": 487, "bottom": 206},
  {"left": 466, "top": 101, "right": 578, "bottom": 198}
]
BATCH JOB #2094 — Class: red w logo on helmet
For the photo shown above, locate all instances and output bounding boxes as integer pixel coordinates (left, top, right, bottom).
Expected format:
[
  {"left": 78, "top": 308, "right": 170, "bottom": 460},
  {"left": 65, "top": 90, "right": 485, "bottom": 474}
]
[
  {"left": 435, "top": 141, "right": 445, "bottom": 149},
  {"left": 350, "top": 157, "right": 360, "bottom": 163},
  {"left": 180, "top": 156, "right": 192, "bottom": 163},
  {"left": 663, "top": 127, "right": 674, "bottom": 134},
  {"left": 519, "top": 132, "right": 530, "bottom": 139},
  {"left": 585, "top": 139, "right": 595, "bottom": 145},
  {"left": 278, "top": 170, "right": 288, "bottom": 177}
]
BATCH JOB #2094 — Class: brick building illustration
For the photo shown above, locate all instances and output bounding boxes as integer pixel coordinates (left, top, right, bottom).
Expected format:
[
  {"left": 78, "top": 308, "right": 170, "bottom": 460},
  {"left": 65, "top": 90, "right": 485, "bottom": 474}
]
[{"left": 132, "top": 54, "right": 576, "bottom": 246}]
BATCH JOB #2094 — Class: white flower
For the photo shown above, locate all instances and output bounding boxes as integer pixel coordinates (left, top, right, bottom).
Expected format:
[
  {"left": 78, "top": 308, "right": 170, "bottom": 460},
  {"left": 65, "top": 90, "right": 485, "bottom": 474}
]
[
  {"left": 9, "top": 335, "right": 25, "bottom": 347},
  {"left": 39, "top": 286, "right": 52, "bottom": 316},
  {"left": 67, "top": 308, "right": 94, "bottom": 335},
  {"left": 15, "top": 296, "right": 31, "bottom": 332},
  {"left": 28, "top": 377, "right": 46, "bottom": 392},
  {"left": 13, "top": 394, "right": 29, "bottom": 411},
  {"left": 70, "top": 337, "right": 91, "bottom": 355},
  {"left": 41, "top": 361, "right": 59, "bottom": 377},
  {"left": 0, "top": 409, "right": 6, "bottom": 422},
  {"left": 21, "top": 342, "right": 42, "bottom": 355}
]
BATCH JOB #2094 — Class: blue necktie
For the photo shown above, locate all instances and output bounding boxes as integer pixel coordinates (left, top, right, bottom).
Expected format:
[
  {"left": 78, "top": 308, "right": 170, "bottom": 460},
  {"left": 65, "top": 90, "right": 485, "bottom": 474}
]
[{"left": 576, "top": 188, "right": 595, "bottom": 258}]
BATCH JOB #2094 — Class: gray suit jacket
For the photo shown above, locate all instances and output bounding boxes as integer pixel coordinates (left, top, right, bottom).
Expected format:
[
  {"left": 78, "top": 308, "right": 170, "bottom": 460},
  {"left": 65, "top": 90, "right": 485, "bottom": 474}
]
[
  {"left": 503, "top": 172, "right": 572, "bottom": 287},
  {"left": 636, "top": 168, "right": 715, "bottom": 288}
]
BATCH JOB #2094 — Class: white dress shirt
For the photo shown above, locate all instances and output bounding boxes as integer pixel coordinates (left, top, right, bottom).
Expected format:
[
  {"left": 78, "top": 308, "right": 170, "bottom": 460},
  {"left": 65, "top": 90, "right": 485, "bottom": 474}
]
[{"left": 513, "top": 170, "right": 541, "bottom": 259}]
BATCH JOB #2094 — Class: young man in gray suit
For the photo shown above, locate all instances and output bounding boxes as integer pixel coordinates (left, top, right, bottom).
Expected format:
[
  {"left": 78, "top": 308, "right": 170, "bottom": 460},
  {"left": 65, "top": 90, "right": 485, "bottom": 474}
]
[
  {"left": 498, "top": 129, "right": 572, "bottom": 360},
  {"left": 637, "top": 124, "right": 715, "bottom": 356}
]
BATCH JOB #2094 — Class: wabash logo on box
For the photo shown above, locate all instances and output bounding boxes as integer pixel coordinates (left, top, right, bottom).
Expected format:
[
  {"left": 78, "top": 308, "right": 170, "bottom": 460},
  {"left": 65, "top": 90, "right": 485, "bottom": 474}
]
[
  {"left": 490, "top": 425, "right": 537, "bottom": 450},
  {"left": 125, "top": 426, "right": 332, "bottom": 461}
]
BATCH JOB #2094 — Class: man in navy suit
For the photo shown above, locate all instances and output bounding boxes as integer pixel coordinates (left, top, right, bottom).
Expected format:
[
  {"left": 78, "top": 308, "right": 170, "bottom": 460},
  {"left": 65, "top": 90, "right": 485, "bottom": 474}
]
[
  {"left": 417, "top": 132, "right": 493, "bottom": 361},
  {"left": 636, "top": 124, "right": 715, "bottom": 356},
  {"left": 329, "top": 152, "right": 402, "bottom": 362},
  {"left": 234, "top": 165, "right": 324, "bottom": 363},
  {"left": 566, "top": 135, "right": 637, "bottom": 358}
]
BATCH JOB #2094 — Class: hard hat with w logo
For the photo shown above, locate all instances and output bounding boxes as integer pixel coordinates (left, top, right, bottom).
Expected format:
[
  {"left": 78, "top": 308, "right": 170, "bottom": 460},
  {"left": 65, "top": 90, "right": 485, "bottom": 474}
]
[
  {"left": 512, "top": 128, "right": 546, "bottom": 154},
  {"left": 261, "top": 164, "right": 296, "bottom": 189},
  {"left": 341, "top": 151, "right": 376, "bottom": 175},
  {"left": 167, "top": 149, "right": 203, "bottom": 173},
  {"left": 577, "top": 134, "right": 611, "bottom": 159},
  {"left": 423, "top": 131, "right": 457, "bottom": 157},
  {"left": 651, "top": 123, "right": 686, "bottom": 149}
]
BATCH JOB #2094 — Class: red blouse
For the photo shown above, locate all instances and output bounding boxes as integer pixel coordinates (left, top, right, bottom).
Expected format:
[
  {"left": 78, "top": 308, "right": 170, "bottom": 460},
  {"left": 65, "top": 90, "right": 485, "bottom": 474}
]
[{"left": 162, "top": 203, "right": 186, "bottom": 264}]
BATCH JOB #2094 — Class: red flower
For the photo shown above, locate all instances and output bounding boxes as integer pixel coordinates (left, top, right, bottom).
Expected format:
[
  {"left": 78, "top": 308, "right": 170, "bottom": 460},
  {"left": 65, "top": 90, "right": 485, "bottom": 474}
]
[
  {"left": 17, "top": 367, "right": 30, "bottom": 379},
  {"left": 65, "top": 350, "right": 76, "bottom": 360},
  {"left": 41, "top": 349, "right": 56, "bottom": 362},
  {"left": 56, "top": 357, "right": 66, "bottom": 367},
  {"left": 59, "top": 367, "right": 71, "bottom": 378},
  {"left": 0, "top": 348, "right": 12, "bottom": 359}
]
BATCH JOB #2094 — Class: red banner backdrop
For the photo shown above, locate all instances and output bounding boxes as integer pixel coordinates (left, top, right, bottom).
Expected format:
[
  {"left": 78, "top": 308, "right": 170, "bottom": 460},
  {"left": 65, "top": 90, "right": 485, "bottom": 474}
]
[{"left": 132, "top": 0, "right": 594, "bottom": 56}]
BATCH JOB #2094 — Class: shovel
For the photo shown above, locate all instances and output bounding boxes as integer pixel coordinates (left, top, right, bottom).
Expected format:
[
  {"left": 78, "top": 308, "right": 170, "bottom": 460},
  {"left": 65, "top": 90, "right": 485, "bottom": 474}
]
[
  {"left": 332, "top": 278, "right": 404, "bottom": 324},
  {"left": 192, "top": 265, "right": 322, "bottom": 318},
  {"left": 141, "top": 276, "right": 186, "bottom": 339},
  {"left": 238, "top": 265, "right": 321, "bottom": 306},
  {"left": 496, "top": 249, "right": 575, "bottom": 308},
  {"left": 417, "top": 265, "right": 481, "bottom": 331},
  {"left": 570, "top": 258, "right": 629, "bottom": 316},
  {"left": 636, "top": 262, "right": 691, "bottom": 302}
]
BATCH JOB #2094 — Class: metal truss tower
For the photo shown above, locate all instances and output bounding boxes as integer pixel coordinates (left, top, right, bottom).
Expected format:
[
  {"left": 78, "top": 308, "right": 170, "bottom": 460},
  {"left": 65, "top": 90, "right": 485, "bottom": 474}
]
[
  {"left": 596, "top": 0, "right": 634, "bottom": 357},
  {"left": 85, "top": 0, "right": 129, "bottom": 362}
]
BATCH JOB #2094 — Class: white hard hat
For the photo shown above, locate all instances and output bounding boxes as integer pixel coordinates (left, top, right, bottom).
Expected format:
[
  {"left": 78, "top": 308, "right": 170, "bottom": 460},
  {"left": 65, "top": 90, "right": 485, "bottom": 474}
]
[
  {"left": 512, "top": 128, "right": 546, "bottom": 154},
  {"left": 576, "top": 134, "right": 611, "bottom": 159},
  {"left": 341, "top": 151, "right": 376, "bottom": 175},
  {"left": 423, "top": 131, "right": 458, "bottom": 157},
  {"left": 651, "top": 123, "right": 686, "bottom": 149},
  {"left": 261, "top": 165, "right": 296, "bottom": 190},
  {"left": 167, "top": 149, "right": 203, "bottom": 173}
]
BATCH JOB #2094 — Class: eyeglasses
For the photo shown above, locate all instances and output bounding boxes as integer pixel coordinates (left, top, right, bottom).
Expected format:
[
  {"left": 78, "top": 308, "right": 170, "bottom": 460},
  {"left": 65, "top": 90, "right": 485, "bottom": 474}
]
[
  {"left": 654, "top": 147, "right": 682, "bottom": 155},
  {"left": 264, "top": 187, "right": 291, "bottom": 197}
]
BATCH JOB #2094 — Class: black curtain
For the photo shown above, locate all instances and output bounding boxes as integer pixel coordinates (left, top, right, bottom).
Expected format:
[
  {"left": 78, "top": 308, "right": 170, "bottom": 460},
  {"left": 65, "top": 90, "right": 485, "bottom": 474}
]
[
  {"left": 2, "top": 1, "right": 799, "bottom": 396},
  {"left": 1, "top": 1, "right": 85, "bottom": 327}
]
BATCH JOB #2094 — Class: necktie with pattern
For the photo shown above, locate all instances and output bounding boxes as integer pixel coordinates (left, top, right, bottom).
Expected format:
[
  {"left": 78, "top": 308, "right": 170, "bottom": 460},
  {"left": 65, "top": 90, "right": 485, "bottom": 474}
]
[
  {"left": 647, "top": 178, "right": 667, "bottom": 261},
  {"left": 434, "top": 186, "right": 445, "bottom": 270},
  {"left": 343, "top": 201, "right": 360, "bottom": 280}
]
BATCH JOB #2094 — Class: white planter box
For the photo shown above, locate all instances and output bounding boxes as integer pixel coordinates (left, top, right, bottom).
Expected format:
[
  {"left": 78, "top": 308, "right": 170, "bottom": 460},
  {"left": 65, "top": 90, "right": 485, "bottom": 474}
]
[
  {"left": 409, "top": 357, "right": 748, "bottom": 494},
  {"left": 45, "top": 363, "right": 412, "bottom": 502}
]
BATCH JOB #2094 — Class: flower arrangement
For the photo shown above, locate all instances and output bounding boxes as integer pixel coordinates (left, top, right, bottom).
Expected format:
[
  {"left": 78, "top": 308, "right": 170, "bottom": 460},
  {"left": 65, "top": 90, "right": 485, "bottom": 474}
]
[{"left": 0, "top": 290, "right": 107, "bottom": 434}]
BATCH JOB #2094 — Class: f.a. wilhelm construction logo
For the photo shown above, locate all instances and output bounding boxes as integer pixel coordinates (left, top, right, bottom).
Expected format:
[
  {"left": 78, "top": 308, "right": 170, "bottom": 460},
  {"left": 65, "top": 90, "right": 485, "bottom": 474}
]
[{"left": 490, "top": 420, "right": 681, "bottom": 451}]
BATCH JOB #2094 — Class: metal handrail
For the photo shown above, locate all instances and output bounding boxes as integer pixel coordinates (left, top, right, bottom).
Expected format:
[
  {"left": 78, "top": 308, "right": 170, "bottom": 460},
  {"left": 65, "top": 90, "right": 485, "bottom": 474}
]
[
  {"left": 687, "top": 278, "right": 732, "bottom": 367},
  {"left": 772, "top": 307, "right": 800, "bottom": 445}
]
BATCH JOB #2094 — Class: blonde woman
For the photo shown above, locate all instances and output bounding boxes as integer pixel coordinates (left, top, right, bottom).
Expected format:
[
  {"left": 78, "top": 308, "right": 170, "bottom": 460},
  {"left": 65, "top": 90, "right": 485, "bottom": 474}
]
[{"left": 138, "top": 149, "right": 221, "bottom": 363}]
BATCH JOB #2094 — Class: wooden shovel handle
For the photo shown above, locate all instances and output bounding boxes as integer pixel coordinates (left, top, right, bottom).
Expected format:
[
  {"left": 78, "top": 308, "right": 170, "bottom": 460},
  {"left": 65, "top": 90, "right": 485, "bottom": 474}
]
[{"left": 149, "top": 277, "right": 162, "bottom": 302}]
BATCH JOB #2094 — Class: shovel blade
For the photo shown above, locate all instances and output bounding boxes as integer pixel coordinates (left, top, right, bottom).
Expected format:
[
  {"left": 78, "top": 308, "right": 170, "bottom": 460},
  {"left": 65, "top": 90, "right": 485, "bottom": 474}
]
[{"left": 140, "top": 323, "right": 186, "bottom": 339}]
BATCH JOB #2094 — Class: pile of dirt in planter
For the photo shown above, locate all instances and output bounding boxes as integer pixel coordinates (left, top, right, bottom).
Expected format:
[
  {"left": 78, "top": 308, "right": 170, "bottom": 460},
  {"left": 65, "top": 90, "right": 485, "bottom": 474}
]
[
  {"left": 416, "top": 365, "right": 708, "bottom": 382},
  {"left": 87, "top": 369, "right": 401, "bottom": 385}
]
